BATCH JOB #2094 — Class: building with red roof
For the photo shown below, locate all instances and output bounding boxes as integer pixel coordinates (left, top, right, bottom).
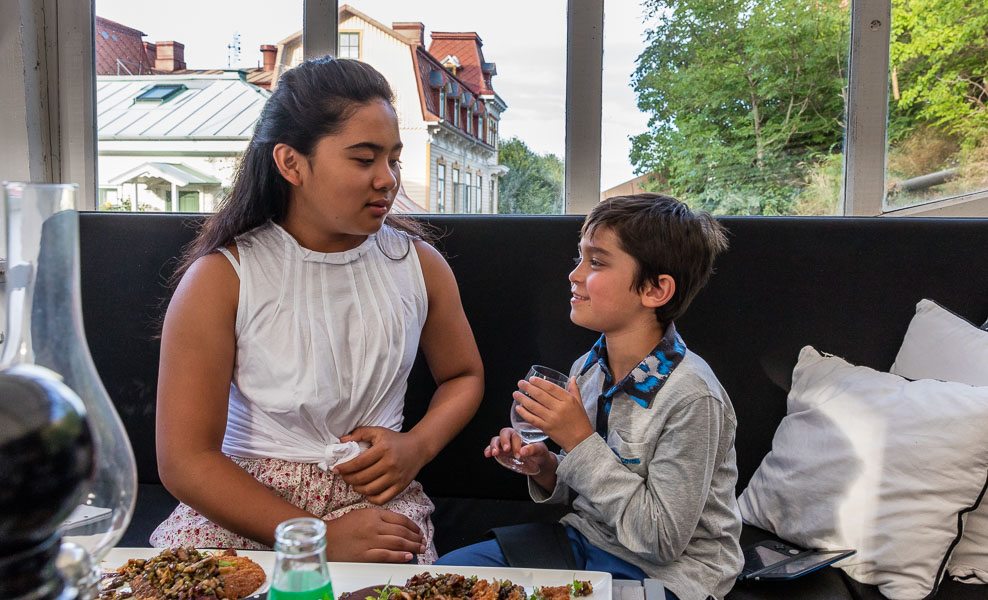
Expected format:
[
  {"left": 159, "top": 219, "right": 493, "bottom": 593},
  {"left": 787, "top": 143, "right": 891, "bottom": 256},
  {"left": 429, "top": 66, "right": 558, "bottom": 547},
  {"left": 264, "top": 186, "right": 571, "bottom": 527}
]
[
  {"left": 95, "top": 16, "right": 277, "bottom": 89},
  {"left": 94, "top": 16, "right": 277, "bottom": 213},
  {"left": 95, "top": 17, "right": 157, "bottom": 76},
  {"left": 276, "top": 5, "right": 507, "bottom": 214}
]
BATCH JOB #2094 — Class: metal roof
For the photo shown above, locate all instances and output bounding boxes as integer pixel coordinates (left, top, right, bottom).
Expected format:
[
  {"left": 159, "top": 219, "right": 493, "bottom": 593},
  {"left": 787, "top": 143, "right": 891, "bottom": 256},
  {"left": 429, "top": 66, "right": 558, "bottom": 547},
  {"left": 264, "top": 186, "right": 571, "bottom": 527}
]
[{"left": 97, "top": 72, "right": 270, "bottom": 139}]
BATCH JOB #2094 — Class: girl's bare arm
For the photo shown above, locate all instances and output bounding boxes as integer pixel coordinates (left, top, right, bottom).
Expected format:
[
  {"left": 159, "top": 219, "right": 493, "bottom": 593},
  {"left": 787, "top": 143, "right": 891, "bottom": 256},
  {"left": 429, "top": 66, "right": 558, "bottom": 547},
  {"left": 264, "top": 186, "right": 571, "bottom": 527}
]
[{"left": 408, "top": 240, "right": 485, "bottom": 460}]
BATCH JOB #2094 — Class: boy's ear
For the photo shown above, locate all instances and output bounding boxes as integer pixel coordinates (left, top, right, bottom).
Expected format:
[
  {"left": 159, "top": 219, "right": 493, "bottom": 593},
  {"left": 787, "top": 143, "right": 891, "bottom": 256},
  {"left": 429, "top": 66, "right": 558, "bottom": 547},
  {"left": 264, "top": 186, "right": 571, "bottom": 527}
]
[
  {"left": 642, "top": 274, "right": 675, "bottom": 308},
  {"left": 272, "top": 143, "right": 305, "bottom": 186}
]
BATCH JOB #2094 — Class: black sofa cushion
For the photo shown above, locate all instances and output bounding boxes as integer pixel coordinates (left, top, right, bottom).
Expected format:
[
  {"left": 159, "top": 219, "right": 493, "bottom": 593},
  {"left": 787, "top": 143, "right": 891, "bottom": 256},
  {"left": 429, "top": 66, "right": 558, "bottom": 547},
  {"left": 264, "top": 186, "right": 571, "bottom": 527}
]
[{"left": 79, "top": 213, "right": 988, "bottom": 599}]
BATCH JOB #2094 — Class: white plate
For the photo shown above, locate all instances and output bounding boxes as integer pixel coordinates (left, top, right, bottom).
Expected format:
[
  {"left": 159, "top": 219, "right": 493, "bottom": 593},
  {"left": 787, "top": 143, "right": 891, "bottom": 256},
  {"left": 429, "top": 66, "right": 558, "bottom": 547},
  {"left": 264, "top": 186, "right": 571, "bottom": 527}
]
[
  {"left": 101, "top": 549, "right": 611, "bottom": 600},
  {"left": 327, "top": 562, "right": 611, "bottom": 600}
]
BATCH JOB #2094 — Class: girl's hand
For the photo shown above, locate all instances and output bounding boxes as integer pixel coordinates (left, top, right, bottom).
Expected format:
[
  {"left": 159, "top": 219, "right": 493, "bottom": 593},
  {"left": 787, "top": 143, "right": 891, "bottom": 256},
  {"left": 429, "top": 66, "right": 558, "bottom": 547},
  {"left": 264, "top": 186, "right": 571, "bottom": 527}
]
[
  {"left": 323, "top": 507, "right": 425, "bottom": 562},
  {"left": 335, "top": 427, "right": 427, "bottom": 505},
  {"left": 514, "top": 377, "right": 595, "bottom": 452}
]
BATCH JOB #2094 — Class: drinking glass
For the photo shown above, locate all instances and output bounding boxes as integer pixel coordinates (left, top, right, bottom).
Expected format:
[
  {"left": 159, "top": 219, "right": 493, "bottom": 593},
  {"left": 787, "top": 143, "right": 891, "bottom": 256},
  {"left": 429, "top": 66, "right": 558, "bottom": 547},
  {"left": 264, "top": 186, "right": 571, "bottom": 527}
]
[{"left": 495, "top": 365, "right": 570, "bottom": 475}]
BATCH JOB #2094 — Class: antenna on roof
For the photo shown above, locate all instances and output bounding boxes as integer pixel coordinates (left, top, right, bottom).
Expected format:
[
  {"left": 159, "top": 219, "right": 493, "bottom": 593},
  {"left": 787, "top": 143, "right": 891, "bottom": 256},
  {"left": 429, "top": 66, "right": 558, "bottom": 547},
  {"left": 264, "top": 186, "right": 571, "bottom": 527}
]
[{"left": 227, "top": 32, "right": 242, "bottom": 68}]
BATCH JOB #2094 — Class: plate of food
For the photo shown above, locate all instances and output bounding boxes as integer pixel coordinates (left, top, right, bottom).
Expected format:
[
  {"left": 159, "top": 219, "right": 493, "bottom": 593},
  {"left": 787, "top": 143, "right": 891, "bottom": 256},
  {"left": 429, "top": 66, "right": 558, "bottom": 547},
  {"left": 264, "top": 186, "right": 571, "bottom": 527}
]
[
  {"left": 98, "top": 550, "right": 611, "bottom": 600},
  {"left": 99, "top": 547, "right": 272, "bottom": 600},
  {"left": 329, "top": 563, "right": 611, "bottom": 600}
]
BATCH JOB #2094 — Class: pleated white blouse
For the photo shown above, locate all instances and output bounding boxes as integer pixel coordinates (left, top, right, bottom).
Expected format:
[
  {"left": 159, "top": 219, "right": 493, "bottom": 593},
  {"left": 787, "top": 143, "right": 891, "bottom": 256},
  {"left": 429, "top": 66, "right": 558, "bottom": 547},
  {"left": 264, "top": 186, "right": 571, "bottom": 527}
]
[{"left": 217, "top": 221, "right": 428, "bottom": 471}]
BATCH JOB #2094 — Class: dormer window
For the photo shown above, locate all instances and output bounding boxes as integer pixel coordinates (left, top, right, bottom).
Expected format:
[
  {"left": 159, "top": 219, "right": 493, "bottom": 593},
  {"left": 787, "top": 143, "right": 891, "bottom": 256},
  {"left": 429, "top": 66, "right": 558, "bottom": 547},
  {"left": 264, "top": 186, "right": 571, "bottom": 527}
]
[
  {"left": 136, "top": 84, "right": 185, "bottom": 102},
  {"left": 441, "top": 55, "right": 461, "bottom": 75}
]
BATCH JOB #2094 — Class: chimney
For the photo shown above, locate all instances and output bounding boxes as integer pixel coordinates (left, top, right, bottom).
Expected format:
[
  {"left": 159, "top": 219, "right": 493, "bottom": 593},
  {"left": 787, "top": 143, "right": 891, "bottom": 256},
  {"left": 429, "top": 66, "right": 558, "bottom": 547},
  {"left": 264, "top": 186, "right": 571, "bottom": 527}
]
[
  {"left": 392, "top": 22, "right": 425, "bottom": 47},
  {"left": 260, "top": 45, "right": 277, "bottom": 72},
  {"left": 154, "top": 41, "right": 186, "bottom": 72},
  {"left": 143, "top": 42, "right": 156, "bottom": 73}
]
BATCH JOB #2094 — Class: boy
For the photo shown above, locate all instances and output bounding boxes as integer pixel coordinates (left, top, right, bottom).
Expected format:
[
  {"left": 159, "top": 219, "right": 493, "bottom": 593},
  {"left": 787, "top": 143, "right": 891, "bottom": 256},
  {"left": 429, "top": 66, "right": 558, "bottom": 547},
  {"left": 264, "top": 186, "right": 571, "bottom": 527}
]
[{"left": 436, "top": 195, "right": 743, "bottom": 600}]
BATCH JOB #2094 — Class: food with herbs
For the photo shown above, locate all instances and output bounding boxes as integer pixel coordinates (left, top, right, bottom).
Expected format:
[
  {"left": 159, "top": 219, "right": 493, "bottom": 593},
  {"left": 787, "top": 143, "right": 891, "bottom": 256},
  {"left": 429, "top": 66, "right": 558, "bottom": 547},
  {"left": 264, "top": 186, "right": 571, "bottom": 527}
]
[
  {"left": 339, "top": 573, "right": 592, "bottom": 600},
  {"left": 530, "top": 580, "right": 593, "bottom": 600},
  {"left": 98, "top": 547, "right": 265, "bottom": 600}
]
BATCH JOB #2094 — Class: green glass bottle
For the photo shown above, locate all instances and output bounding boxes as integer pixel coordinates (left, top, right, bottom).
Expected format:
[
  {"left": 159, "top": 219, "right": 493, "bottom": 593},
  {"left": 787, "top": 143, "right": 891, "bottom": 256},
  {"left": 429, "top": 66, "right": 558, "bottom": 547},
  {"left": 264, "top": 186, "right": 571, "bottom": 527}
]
[{"left": 268, "top": 518, "right": 334, "bottom": 600}]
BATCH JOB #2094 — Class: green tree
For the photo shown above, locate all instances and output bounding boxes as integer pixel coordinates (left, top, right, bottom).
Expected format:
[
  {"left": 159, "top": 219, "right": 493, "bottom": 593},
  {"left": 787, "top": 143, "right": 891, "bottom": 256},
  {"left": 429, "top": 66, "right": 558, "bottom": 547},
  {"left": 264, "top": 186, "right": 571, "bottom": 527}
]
[
  {"left": 890, "top": 0, "right": 988, "bottom": 147},
  {"left": 497, "top": 137, "right": 564, "bottom": 214},
  {"left": 630, "top": 0, "right": 849, "bottom": 214}
]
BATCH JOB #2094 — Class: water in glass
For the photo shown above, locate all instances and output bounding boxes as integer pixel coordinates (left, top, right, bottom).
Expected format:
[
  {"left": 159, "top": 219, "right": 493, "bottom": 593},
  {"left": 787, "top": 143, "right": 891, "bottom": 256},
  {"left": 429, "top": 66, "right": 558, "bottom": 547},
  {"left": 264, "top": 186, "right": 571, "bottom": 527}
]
[{"left": 496, "top": 365, "right": 569, "bottom": 474}]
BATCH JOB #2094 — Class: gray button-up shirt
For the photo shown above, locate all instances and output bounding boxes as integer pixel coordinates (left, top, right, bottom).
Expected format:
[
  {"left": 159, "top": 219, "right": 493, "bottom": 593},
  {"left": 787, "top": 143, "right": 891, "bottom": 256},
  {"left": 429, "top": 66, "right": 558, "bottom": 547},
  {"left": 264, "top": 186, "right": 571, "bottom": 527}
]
[{"left": 530, "top": 329, "right": 743, "bottom": 600}]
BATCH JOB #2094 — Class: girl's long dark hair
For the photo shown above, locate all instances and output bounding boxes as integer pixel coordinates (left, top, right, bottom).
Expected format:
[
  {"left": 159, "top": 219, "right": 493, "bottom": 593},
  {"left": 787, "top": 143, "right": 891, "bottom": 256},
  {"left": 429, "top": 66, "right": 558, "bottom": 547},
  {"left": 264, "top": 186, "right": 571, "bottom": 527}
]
[{"left": 169, "top": 57, "right": 430, "bottom": 288}]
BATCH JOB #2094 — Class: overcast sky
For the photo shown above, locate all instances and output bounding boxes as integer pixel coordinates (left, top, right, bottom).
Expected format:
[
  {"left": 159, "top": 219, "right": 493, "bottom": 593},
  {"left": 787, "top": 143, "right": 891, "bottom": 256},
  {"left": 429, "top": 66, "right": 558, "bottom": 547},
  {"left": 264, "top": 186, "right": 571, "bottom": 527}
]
[{"left": 95, "top": 1, "right": 655, "bottom": 191}]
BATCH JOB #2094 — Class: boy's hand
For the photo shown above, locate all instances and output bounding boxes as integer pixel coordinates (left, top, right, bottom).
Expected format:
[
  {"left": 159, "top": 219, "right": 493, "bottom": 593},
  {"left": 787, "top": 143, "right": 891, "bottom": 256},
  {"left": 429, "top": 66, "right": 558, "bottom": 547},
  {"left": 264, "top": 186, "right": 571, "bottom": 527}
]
[
  {"left": 514, "top": 377, "right": 595, "bottom": 452},
  {"left": 484, "top": 427, "right": 558, "bottom": 477}
]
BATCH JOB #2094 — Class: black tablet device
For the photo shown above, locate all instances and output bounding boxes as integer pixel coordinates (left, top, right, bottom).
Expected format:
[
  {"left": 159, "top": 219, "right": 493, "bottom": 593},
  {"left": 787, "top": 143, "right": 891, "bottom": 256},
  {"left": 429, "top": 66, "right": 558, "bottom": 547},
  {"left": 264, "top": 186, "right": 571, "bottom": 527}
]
[{"left": 739, "top": 540, "right": 856, "bottom": 581}]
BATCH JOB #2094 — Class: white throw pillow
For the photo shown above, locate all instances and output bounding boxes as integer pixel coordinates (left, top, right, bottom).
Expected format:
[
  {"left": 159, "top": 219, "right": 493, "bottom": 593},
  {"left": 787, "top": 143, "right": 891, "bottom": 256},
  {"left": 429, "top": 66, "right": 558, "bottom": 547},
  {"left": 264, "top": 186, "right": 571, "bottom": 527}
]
[
  {"left": 891, "top": 298, "right": 988, "bottom": 386},
  {"left": 891, "top": 299, "right": 988, "bottom": 584},
  {"left": 738, "top": 346, "right": 988, "bottom": 600}
]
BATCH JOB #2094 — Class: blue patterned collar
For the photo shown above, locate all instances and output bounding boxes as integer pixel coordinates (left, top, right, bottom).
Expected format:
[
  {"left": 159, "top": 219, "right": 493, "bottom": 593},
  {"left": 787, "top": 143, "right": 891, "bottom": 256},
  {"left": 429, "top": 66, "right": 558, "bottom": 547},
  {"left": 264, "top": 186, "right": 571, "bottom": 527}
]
[{"left": 579, "top": 322, "right": 687, "bottom": 409}]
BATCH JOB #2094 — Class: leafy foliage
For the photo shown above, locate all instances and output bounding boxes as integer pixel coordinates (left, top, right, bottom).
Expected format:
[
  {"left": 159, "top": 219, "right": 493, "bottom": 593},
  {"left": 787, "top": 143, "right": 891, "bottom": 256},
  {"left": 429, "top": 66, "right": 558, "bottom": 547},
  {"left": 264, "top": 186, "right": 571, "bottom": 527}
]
[
  {"left": 497, "top": 137, "right": 565, "bottom": 214},
  {"left": 890, "top": 0, "right": 988, "bottom": 146},
  {"left": 630, "top": 0, "right": 849, "bottom": 215},
  {"left": 629, "top": 0, "right": 988, "bottom": 214}
]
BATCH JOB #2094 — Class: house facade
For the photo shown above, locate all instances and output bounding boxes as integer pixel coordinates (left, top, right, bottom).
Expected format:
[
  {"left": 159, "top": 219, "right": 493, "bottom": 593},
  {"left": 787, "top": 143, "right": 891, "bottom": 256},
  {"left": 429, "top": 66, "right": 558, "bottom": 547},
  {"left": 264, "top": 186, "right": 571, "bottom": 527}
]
[
  {"left": 276, "top": 5, "right": 507, "bottom": 214},
  {"left": 94, "top": 16, "right": 279, "bottom": 212},
  {"left": 96, "top": 72, "right": 270, "bottom": 212}
]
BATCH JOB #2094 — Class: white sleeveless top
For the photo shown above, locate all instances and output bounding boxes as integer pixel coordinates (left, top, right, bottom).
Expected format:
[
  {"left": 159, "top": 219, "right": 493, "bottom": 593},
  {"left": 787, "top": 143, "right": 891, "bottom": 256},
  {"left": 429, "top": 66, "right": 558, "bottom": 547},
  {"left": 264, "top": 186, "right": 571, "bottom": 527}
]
[{"left": 218, "top": 221, "right": 428, "bottom": 470}]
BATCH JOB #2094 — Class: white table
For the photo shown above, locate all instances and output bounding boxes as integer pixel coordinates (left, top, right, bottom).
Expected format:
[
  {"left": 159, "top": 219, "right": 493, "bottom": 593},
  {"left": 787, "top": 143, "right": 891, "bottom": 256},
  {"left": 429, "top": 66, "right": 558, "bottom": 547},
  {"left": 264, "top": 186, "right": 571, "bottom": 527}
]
[{"left": 102, "top": 549, "right": 650, "bottom": 600}]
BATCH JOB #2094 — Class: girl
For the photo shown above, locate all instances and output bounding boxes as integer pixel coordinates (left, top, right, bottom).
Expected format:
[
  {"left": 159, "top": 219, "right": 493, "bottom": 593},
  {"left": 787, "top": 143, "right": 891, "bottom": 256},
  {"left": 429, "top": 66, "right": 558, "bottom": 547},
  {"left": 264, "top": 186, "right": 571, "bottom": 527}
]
[{"left": 151, "top": 57, "right": 484, "bottom": 564}]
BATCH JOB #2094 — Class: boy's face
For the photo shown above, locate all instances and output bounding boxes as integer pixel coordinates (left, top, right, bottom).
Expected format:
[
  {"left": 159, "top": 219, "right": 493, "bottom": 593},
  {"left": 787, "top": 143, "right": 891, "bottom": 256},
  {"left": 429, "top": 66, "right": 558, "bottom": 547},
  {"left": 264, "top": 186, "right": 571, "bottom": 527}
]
[{"left": 569, "top": 226, "right": 660, "bottom": 335}]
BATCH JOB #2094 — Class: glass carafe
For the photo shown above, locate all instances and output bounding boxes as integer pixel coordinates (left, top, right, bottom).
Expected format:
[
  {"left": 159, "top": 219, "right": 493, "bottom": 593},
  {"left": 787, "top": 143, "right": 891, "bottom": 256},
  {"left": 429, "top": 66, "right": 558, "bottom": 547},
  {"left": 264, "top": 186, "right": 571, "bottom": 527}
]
[{"left": 0, "top": 182, "right": 137, "bottom": 594}]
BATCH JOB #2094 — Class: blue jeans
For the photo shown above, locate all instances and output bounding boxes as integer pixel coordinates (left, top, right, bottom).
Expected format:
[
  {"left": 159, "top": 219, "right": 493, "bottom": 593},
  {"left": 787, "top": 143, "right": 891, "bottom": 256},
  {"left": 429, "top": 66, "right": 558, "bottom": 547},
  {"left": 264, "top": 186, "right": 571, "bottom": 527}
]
[{"left": 435, "top": 526, "right": 679, "bottom": 599}]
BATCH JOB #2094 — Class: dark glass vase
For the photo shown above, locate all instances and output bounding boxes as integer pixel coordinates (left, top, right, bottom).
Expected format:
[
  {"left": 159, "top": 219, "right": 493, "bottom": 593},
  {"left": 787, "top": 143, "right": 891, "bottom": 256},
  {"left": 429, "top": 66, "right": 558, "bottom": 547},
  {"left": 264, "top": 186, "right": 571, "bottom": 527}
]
[
  {"left": 1, "top": 182, "right": 137, "bottom": 595},
  {"left": 0, "top": 365, "right": 94, "bottom": 600}
]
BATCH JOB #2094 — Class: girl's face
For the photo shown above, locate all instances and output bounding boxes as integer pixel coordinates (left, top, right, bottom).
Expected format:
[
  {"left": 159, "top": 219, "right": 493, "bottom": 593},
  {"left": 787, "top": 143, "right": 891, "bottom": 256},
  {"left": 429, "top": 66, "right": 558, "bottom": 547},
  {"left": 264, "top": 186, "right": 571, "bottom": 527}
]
[{"left": 286, "top": 98, "right": 403, "bottom": 251}]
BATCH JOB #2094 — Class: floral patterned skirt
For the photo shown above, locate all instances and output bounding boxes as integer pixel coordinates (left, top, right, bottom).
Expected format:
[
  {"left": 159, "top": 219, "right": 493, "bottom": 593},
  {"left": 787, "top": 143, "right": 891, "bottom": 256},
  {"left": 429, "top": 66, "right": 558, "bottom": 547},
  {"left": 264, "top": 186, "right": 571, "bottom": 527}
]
[{"left": 149, "top": 456, "right": 437, "bottom": 563}]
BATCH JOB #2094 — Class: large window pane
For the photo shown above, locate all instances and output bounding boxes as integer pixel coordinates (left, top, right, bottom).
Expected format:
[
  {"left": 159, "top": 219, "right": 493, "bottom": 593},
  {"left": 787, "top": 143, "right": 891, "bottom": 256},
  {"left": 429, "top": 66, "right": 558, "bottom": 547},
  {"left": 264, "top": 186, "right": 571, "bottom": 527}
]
[
  {"left": 610, "top": 0, "right": 850, "bottom": 216},
  {"left": 885, "top": 0, "right": 988, "bottom": 213},
  {"left": 94, "top": 0, "right": 302, "bottom": 213},
  {"left": 601, "top": 2, "right": 651, "bottom": 201},
  {"left": 309, "top": 1, "right": 567, "bottom": 214}
]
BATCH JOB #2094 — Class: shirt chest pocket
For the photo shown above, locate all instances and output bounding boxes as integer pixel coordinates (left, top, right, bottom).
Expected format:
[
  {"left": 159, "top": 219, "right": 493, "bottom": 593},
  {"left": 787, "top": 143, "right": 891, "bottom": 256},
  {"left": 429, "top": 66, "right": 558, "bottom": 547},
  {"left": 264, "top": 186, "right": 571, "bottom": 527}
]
[{"left": 606, "top": 430, "right": 650, "bottom": 476}]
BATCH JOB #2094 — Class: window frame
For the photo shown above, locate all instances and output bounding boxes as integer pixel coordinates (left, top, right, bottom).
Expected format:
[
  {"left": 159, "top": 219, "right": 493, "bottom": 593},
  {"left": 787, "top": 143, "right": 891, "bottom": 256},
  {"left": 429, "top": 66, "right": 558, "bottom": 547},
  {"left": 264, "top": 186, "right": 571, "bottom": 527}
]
[
  {"left": 452, "top": 166, "right": 460, "bottom": 212},
  {"left": 476, "top": 174, "right": 482, "bottom": 213},
  {"left": 7, "top": 0, "right": 984, "bottom": 216},
  {"left": 437, "top": 162, "right": 446, "bottom": 213},
  {"left": 135, "top": 84, "right": 185, "bottom": 102},
  {"left": 337, "top": 30, "right": 360, "bottom": 59},
  {"left": 487, "top": 117, "right": 498, "bottom": 148}
]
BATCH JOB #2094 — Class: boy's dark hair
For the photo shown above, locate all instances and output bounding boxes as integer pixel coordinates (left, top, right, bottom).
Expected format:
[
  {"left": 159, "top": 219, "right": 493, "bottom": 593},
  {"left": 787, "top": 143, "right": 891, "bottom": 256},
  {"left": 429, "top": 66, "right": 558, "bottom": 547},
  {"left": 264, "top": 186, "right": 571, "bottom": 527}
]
[{"left": 582, "top": 193, "right": 728, "bottom": 324}]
